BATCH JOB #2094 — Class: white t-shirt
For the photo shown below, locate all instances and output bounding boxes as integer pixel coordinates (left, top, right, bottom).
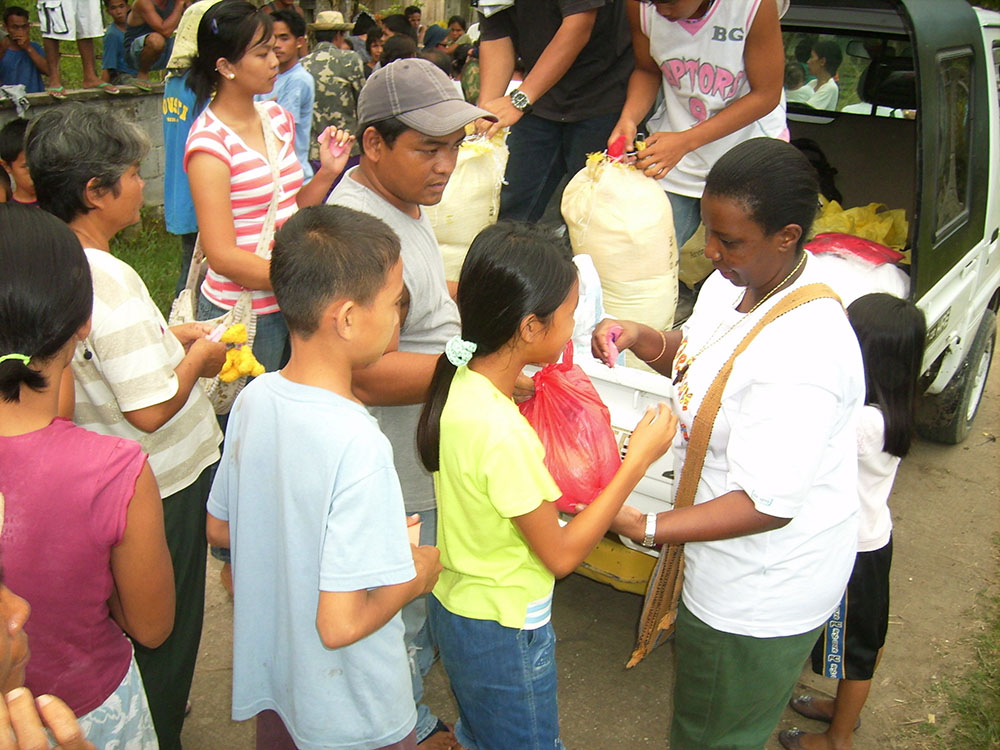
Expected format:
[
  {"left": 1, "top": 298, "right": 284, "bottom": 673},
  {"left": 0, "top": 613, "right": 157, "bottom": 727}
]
[
  {"left": 208, "top": 373, "right": 417, "bottom": 750},
  {"left": 856, "top": 405, "right": 898, "bottom": 552},
  {"left": 785, "top": 84, "right": 814, "bottom": 104},
  {"left": 641, "top": 0, "right": 788, "bottom": 198},
  {"left": 807, "top": 78, "right": 839, "bottom": 110},
  {"left": 670, "top": 263, "right": 864, "bottom": 637},
  {"left": 73, "top": 249, "right": 222, "bottom": 498}
]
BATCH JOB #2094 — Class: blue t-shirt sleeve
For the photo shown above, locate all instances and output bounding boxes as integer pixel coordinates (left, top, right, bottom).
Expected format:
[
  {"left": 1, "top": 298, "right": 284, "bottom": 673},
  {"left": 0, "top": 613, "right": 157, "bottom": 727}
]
[{"left": 318, "top": 435, "right": 416, "bottom": 592}]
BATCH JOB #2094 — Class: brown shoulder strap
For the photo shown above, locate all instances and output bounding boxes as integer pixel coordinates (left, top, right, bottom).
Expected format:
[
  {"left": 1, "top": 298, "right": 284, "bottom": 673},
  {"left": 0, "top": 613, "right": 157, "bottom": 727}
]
[{"left": 626, "top": 282, "right": 842, "bottom": 667}]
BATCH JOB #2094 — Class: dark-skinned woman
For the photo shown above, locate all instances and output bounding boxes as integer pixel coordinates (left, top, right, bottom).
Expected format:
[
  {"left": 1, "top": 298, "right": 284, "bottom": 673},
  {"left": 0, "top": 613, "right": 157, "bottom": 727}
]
[{"left": 592, "top": 138, "right": 865, "bottom": 750}]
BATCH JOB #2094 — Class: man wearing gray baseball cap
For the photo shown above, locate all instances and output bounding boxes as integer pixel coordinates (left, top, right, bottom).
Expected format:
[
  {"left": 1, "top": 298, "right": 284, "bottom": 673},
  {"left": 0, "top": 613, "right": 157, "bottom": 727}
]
[{"left": 326, "top": 58, "right": 496, "bottom": 750}]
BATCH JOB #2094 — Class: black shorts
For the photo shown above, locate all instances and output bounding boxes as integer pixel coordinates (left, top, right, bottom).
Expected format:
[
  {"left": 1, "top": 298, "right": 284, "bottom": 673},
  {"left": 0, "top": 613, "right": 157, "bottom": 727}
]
[{"left": 811, "top": 536, "right": 892, "bottom": 681}]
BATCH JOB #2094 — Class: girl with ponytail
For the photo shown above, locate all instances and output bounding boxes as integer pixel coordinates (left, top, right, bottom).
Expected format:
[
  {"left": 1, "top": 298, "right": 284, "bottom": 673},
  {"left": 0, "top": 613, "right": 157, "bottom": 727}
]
[
  {"left": 0, "top": 204, "right": 174, "bottom": 748},
  {"left": 416, "top": 222, "right": 676, "bottom": 749}
]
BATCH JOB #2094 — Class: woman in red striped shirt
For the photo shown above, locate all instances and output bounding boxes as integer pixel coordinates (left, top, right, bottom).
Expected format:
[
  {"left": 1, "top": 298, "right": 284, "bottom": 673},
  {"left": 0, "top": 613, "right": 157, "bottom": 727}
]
[{"left": 184, "top": 0, "right": 353, "bottom": 373}]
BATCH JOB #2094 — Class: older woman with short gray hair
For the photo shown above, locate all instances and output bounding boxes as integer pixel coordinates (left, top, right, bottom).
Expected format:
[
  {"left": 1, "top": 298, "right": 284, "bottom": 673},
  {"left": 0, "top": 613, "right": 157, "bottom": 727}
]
[{"left": 27, "top": 104, "right": 227, "bottom": 750}]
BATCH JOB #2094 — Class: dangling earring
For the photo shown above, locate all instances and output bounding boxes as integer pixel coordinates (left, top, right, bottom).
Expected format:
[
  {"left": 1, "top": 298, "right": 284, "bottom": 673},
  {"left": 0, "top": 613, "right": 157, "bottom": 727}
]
[{"left": 83, "top": 347, "right": 93, "bottom": 360}]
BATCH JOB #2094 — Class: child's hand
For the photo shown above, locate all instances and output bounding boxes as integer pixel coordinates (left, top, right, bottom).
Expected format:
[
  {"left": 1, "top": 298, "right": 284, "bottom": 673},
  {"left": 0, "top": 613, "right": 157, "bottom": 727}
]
[
  {"left": 317, "top": 127, "right": 355, "bottom": 176},
  {"left": 513, "top": 373, "right": 535, "bottom": 403},
  {"left": 623, "top": 402, "right": 676, "bottom": 469},
  {"left": 411, "top": 544, "right": 442, "bottom": 597}
]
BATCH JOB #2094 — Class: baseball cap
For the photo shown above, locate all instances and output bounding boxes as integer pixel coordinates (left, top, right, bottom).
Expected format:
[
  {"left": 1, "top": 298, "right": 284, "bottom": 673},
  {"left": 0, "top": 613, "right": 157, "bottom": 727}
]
[{"left": 358, "top": 58, "right": 497, "bottom": 137}]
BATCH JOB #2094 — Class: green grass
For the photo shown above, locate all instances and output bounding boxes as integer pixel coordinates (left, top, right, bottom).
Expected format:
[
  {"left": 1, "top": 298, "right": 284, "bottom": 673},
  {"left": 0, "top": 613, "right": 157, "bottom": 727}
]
[{"left": 110, "top": 210, "right": 183, "bottom": 316}]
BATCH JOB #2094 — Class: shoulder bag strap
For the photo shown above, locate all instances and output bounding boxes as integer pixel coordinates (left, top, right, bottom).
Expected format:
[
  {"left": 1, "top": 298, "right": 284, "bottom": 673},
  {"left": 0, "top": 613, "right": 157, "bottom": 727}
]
[
  {"left": 626, "top": 282, "right": 842, "bottom": 667},
  {"left": 253, "top": 102, "right": 284, "bottom": 260}
]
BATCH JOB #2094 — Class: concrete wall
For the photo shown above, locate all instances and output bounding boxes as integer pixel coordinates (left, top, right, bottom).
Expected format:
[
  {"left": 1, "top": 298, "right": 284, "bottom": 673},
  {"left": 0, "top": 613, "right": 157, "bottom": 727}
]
[{"left": 0, "top": 84, "right": 167, "bottom": 208}]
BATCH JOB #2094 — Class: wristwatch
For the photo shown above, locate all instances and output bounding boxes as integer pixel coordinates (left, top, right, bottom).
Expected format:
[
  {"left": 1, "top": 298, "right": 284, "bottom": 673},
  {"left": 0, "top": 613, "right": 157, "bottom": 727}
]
[
  {"left": 641, "top": 513, "right": 658, "bottom": 548},
  {"left": 509, "top": 88, "right": 533, "bottom": 114}
]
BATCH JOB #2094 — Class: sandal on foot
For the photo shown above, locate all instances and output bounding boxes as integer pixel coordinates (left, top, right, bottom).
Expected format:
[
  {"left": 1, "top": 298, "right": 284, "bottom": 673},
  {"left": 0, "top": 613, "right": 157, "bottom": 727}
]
[
  {"left": 778, "top": 729, "right": 810, "bottom": 750},
  {"left": 130, "top": 78, "right": 153, "bottom": 92},
  {"left": 418, "top": 719, "right": 461, "bottom": 749},
  {"left": 93, "top": 82, "right": 121, "bottom": 95},
  {"left": 789, "top": 695, "right": 861, "bottom": 730},
  {"left": 46, "top": 86, "right": 67, "bottom": 99}
]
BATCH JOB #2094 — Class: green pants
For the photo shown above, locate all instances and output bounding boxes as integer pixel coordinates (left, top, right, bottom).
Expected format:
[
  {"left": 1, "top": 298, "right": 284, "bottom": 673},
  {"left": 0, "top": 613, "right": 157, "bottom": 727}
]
[
  {"left": 133, "top": 465, "right": 212, "bottom": 750},
  {"left": 670, "top": 600, "right": 822, "bottom": 750}
]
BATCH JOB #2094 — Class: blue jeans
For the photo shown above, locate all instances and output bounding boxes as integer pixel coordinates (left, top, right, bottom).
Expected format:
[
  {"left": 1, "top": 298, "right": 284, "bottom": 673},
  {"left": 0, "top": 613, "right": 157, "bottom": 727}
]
[
  {"left": 403, "top": 509, "right": 440, "bottom": 743},
  {"left": 667, "top": 191, "right": 702, "bottom": 250},
  {"left": 428, "top": 595, "right": 564, "bottom": 750},
  {"left": 500, "top": 111, "right": 620, "bottom": 223}
]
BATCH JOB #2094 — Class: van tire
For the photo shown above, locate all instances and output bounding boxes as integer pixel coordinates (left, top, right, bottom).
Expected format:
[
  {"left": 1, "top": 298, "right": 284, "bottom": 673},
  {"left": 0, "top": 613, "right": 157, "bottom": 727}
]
[{"left": 916, "top": 309, "right": 996, "bottom": 444}]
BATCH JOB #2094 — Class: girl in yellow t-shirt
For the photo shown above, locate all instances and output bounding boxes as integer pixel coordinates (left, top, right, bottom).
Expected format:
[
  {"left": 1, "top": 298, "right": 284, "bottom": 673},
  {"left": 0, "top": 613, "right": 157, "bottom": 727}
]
[{"left": 416, "top": 222, "right": 676, "bottom": 750}]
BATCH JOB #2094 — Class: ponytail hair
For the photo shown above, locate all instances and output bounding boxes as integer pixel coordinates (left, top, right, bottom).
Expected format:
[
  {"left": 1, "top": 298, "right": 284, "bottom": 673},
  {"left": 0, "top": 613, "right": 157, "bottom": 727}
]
[
  {"left": 0, "top": 204, "right": 92, "bottom": 402},
  {"left": 187, "top": 0, "right": 274, "bottom": 111},
  {"left": 417, "top": 222, "right": 577, "bottom": 471},
  {"left": 847, "top": 293, "right": 926, "bottom": 458}
]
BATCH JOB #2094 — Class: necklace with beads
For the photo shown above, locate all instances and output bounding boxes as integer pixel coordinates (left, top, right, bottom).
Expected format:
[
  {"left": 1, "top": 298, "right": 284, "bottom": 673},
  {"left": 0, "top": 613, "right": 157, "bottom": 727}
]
[{"left": 672, "top": 253, "right": 808, "bottom": 386}]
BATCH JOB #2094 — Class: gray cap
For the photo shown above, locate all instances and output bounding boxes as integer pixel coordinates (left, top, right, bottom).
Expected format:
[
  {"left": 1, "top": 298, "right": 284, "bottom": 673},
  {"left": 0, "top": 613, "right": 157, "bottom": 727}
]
[{"left": 358, "top": 58, "right": 497, "bottom": 137}]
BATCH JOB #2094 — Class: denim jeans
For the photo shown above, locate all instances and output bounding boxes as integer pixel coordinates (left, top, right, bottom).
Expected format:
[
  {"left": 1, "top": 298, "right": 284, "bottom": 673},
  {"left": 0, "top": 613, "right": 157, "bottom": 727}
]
[
  {"left": 402, "top": 509, "right": 440, "bottom": 743},
  {"left": 666, "top": 191, "right": 702, "bottom": 250},
  {"left": 428, "top": 595, "right": 564, "bottom": 750},
  {"left": 500, "top": 111, "right": 620, "bottom": 223}
]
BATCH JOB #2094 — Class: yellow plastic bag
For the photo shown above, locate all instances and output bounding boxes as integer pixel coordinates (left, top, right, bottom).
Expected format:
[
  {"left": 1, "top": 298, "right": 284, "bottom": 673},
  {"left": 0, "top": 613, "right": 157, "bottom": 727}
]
[
  {"left": 423, "top": 132, "right": 509, "bottom": 282},
  {"left": 811, "top": 198, "right": 909, "bottom": 250},
  {"left": 561, "top": 153, "right": 678, "bottom": 367}
]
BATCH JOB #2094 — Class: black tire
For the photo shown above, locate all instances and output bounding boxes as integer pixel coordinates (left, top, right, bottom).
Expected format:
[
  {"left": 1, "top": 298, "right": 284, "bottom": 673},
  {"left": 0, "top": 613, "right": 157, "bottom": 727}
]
[{"left": 916, "top": 308, "right": 997, "bottom": 444}]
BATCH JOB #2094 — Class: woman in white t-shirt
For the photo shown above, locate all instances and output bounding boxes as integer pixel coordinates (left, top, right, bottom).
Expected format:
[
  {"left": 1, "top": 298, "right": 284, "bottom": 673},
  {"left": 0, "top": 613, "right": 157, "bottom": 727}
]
[
  {"left": 781, "top": 293, "right": 926, "bottom": 750},
  {"left": 593, "top": 138, "right": 865, "bottom": 750},
  {"left": 185, "top": 1, "right": 353, "bottom": 374},
  {"left": 804, "top": 38, "right": 842, "bottom": 111},
  {"left": 609, "top": 0, "right": 787, "bottom": 248}
]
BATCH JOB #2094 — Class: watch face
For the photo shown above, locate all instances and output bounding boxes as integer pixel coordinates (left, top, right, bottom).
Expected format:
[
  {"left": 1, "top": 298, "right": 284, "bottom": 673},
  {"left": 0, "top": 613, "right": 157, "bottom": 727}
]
[{"left": 511, "top": 90, "right": 530, "bottom": 110}]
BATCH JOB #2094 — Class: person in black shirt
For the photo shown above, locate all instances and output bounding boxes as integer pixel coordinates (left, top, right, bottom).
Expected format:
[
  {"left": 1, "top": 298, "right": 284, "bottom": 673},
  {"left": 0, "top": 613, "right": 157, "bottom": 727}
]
[{"left": 477, "top": 0, "right": 633, "bottom": 222}]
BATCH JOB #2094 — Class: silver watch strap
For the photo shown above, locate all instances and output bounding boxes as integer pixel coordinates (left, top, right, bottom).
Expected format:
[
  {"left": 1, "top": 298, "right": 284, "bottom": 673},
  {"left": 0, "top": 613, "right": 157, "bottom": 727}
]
[{"left": 642, "top": 512, "right": 657, "bottom": 548}]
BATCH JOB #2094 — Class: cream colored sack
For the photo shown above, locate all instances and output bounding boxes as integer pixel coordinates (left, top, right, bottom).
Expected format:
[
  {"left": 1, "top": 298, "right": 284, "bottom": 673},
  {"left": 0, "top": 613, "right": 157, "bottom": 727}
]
[
  {"left": 424, "top": 132, "right": 509, "bottom": 282},
  {"left": 562, "top": 154, "right": 678, "bottom": 367}
]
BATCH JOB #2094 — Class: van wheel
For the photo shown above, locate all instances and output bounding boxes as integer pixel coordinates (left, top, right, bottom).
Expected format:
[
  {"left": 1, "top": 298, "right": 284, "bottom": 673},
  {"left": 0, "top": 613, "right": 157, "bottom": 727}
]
[{"left": 916, "top": 309, "right": 996, "bottom": 444}]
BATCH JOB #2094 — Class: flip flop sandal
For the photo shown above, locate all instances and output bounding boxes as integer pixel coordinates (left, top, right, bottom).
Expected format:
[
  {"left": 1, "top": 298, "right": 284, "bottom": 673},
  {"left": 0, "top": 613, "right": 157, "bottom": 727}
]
[
  {"left": 778, "top": 729, "right": 810, "bottom": 750},
  {"left": 789, "top": 695, "right": 861, "bottom": 730},
  {"left": 130, "top": 79, "right": 153, "bottom": 92},
  {"left": 94, "top": 82, "right": 121, "bottom": 95},
  {"left": 46, "top": 86, "right": 67, "bottom": 99}
]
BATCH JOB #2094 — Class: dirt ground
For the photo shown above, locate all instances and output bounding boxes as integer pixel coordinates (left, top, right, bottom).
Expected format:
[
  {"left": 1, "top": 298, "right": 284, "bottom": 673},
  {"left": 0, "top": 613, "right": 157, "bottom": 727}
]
[{"left": 180, "top": 364, "right": 1000, "bottom": 749}]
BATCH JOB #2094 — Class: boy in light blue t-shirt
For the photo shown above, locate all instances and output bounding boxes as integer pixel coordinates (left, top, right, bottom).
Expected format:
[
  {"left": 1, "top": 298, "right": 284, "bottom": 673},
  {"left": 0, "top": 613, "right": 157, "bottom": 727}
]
[{"left": 206, "top": 205, "right": 442, "bottom": 750}]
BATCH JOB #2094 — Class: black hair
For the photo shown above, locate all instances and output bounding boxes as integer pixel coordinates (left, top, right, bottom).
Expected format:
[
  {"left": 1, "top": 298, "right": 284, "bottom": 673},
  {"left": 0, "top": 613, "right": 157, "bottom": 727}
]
[
  {"left": 704, "top": 137, "right": 820, "bottom": 249},
  {"left": 357, "top": 116, "right": 410, "bottom": 157},
  {"left": 314, "top": 28, "right": 336, "bottom": 44},
  {"left": 365, "top": 31, "right": 383, "bottom": 56},
  {"left": 353, "top": 12, "right": 377, "bottom": 38},
  {"left": 187, "top": 0, "right": 274, "bottom": 111},
  {"left": 271, "top": 8, "right": 305, "bottom": 39},
  {"left": 0, "top": 118, "right": 28, "bottom": 164},
  {"left": 784, "top": 61, "right": 805, "bottom": 89},
  {"left": 383, "top": 14, "right": 416, "bottom": 42},
  {"left": 404, "top": 5, "right": 420, "bottom": 17},
  {"left": 102, "top": 0, "right": 127, "bottom": 7},
  {"left": 26, "top": 104, "right": 150, "bottom": 224},
  {"left": 0, "top": 204, "right": 92, "bottom": 402},
  {"left": 417, "top": 222, "right": 577, "bottom": 472},
  {"left": 847, "top": 293, "right": 926, "bottom": 458},
  {"left": 270, "top": 205, "right": 401, "bottom": 337},
  {"left": 447, "top": 15, "right": 466, "bottom": 30},
  {"left": 420, "top": 49, "right": 451, "bottom": 77},
  {"left": 813, "top": 39, "right": 843, "bottom": 76},
  {"left": 2, "top": 6, "right": 28, "bottom": 23},
  {"left": 794, "top": 35, "right": 816, "bottom": 65},
  {"left": 380, "top": 34, "right": 417, "bottom": 66},
  {"left": 452, "top": 43, "right": 472, "bottom": 75}
]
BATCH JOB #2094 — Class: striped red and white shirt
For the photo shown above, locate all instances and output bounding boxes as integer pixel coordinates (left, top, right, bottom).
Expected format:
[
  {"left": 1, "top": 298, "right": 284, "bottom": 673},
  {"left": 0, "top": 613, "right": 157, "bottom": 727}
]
[{"left": 184, "top": 101, "right": 303, "bottom": 314}]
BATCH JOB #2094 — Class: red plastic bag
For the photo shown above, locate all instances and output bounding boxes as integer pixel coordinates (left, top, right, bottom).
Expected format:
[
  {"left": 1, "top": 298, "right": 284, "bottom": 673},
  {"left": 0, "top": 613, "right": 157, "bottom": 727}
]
[
  {"left": 519, "top": 342, "right": 622, "bottom": 512},
  {"left": 806, "top": 232, "right": 905, "bottom": 265}
]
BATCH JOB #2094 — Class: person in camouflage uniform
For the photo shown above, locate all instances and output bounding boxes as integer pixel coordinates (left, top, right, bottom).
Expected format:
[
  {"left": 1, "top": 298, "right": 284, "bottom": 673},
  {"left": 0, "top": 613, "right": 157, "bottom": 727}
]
[{"left": 302, "top": 11, "right": 365, "bottom": 161}]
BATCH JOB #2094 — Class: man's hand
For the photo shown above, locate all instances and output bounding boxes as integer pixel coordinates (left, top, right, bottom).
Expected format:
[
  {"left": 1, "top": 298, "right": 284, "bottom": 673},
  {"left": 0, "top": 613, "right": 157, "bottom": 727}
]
[{"left": 477, "top": 95, "right": 522, "bottom": 139}]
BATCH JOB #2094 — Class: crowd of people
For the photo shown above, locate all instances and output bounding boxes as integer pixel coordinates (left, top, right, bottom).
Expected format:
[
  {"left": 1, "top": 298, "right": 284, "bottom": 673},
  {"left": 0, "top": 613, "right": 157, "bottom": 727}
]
[{"left": 0, "top": 1, "right": 926, "bottom": 750}]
